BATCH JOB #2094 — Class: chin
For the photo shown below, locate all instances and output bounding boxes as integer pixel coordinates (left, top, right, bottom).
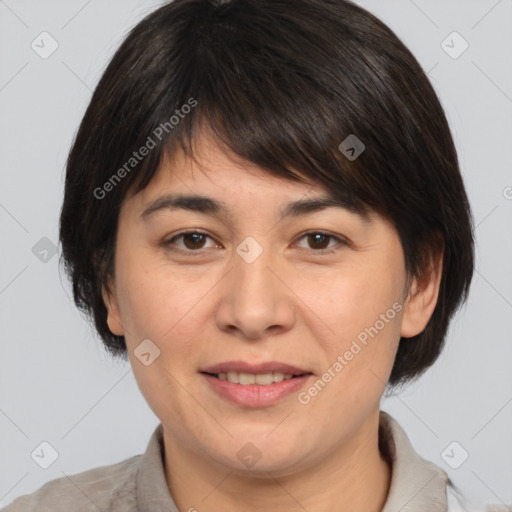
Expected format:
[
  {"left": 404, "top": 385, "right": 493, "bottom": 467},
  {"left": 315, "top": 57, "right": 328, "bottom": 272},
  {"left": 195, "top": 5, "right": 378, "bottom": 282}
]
[{"left": 209, "top": 431, "right": 313, "bottom": 476}]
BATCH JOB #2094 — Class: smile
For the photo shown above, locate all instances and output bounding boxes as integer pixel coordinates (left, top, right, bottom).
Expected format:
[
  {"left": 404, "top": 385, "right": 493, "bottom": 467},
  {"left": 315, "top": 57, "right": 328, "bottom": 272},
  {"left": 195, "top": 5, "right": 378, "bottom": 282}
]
[
  {"left": 212, "top": 371, "right": 300, "bottom": 385},
  {"left": 201, "top": 371, "right": 313, "bottom": 408}
]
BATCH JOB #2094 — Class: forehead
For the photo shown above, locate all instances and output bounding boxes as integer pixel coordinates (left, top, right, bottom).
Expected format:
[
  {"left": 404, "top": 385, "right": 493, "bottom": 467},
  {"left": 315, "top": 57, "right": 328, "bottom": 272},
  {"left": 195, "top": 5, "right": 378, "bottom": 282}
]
[
  {"left": 147, "top": 136, "right": 319, "bottom": 196},
  {"left": 138, "top": 137, "right": 328, "bottom": 206},
  {"left": 124, "top": 133, "right": 373, "bottom": 227}
]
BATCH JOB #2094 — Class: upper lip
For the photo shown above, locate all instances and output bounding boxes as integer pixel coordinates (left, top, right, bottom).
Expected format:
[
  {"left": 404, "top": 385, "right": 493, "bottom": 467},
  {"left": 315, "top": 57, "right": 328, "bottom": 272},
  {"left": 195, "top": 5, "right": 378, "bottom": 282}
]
[{"left": 201, "top": 361, "right": 312, "bottom": 376}]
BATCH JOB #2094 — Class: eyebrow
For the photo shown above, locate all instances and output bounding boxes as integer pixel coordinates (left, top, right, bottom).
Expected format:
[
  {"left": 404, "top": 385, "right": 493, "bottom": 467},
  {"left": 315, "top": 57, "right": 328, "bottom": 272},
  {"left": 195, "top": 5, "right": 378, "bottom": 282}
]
[{"left": 140, "top": 193, "right": 370, "bottom": 223}]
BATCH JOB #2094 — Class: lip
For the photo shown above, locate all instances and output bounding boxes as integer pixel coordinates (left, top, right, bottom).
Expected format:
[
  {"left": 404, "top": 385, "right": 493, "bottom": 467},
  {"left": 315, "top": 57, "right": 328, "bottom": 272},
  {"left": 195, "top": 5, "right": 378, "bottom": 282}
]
[
  {"left": 202, "top": 373, "right": 313, "bottom": 408},
  {"left": 200, "top": 360, "right": 311, "bottom": 375},
  {"left": 200, "top": 360, "right": 313, "bottom": 408}
]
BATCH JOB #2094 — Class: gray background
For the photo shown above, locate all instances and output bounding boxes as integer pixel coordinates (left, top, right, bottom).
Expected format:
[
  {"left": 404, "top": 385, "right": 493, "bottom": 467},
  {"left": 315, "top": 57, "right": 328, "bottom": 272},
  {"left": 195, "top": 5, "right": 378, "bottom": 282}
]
[{"left": 0, "top": 0, "right": 511, "bottom": 509}]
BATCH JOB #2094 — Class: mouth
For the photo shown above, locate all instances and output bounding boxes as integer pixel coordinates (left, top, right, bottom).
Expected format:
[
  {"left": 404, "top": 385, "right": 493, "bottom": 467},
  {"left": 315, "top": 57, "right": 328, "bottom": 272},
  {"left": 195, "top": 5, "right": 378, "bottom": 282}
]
[
  {"left": 200, "top": 361, "right": 313, "bottom": 407},
  {"left": 201, "top": 370, "right": 310, "bottom": 385},
  {"left": 200, "top": 361, "right": 313, "bottom": 385}
]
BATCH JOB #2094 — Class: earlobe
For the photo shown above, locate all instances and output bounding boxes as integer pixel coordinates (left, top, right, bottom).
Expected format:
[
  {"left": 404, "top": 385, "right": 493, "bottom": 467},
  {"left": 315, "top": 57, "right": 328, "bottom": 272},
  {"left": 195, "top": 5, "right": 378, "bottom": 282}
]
[
  {"left": 102, "top": 282, "right": 124, "bottom": 336},
  {"left": 400, "top": 252, "right": 443, "bottom": 338}
]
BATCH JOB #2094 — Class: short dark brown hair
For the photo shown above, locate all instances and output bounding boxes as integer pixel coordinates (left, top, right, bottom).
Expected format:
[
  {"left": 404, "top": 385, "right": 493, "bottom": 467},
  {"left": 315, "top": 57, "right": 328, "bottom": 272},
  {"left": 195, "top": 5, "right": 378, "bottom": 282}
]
[{"left": 59, "top": 0, "right": 474, "bottom": 387}]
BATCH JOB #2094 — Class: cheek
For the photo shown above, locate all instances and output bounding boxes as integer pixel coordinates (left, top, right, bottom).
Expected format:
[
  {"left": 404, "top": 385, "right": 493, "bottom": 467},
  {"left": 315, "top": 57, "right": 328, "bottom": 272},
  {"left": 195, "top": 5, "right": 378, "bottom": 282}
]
[
  {"left": 306, "top": 275, "right": 402, "bottom": 402},
  {"left": 115, "top": 252, "right": 186, "bottom": 334},
  {"left": 298, "top": 257, "right": 405, "bottom": 402},
  {"left": 114, "top": 253, "right": 218, "bottom": 364},
  {"left": 306, "top": 264, "right": 403, "bottom": 342},
  {"left": 113, "top": 257, "right": 205, "bottom": 419}
]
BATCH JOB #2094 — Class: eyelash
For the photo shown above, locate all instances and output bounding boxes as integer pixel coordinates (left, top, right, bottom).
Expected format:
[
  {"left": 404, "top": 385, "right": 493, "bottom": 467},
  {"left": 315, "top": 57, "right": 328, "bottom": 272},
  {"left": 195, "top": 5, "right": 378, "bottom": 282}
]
[{"left": 163, "top": 230, "right": 348, "bottom": 255}]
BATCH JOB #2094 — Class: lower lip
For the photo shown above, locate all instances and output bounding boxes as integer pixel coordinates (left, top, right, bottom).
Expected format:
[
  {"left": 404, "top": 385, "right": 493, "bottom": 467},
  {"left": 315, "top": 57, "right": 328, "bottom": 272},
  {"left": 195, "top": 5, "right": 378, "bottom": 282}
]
[{"left": 202, "top": 373, "right": 312, "bottom": 408}]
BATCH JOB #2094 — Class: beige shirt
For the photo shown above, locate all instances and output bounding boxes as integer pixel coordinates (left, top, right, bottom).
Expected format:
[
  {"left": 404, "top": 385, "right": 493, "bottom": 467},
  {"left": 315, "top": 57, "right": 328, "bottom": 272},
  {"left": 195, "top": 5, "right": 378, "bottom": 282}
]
[{"left": 1, "top": 411, "right": 468, "bottom": 511}]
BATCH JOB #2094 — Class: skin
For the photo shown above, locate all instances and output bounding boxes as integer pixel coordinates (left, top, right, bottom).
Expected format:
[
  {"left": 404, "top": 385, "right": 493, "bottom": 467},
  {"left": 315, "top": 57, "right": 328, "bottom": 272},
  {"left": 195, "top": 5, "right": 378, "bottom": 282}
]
[{"left": 103, "top": 134, "right": 442, "bottom": 512}]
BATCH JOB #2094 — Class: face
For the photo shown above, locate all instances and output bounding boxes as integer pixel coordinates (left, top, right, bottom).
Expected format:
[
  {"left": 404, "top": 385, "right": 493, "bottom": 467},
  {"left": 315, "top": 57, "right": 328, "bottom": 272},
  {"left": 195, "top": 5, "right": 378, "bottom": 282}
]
[{"left": 103, "top": 135, "right": 437, "bottom": 476}]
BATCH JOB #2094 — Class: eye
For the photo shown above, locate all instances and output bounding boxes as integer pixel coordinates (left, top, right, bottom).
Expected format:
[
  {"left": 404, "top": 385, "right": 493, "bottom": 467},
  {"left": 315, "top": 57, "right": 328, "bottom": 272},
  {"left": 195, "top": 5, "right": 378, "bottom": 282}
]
[
  {"left": 164, "top": 230, "right": 347, "bottom": 254},
  {"left": 165, "top": 231, "right": 219, "bottom": 251},
  {"left": 295, "top": 231, "right": 346, "bottom": 252}
]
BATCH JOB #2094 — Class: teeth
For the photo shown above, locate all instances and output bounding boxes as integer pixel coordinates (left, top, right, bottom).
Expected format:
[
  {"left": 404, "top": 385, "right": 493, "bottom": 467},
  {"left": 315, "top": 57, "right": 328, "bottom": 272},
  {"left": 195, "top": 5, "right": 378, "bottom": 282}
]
[
  {"left": 217, "top": 371, "right": 297, "bottom": 385},
  {"left": 239, "top": 372, "right": 255, "bottom": 385},
  {"left": 255, "top": 373, "right": 273, "bottom": 385}
]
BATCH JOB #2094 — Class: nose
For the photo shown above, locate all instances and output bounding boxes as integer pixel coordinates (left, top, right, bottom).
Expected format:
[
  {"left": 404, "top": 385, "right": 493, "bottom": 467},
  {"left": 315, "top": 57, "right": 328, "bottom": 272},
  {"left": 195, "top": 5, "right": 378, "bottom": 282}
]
[{"left": 214, "top": 243, "right": 296, "bottom": 340}]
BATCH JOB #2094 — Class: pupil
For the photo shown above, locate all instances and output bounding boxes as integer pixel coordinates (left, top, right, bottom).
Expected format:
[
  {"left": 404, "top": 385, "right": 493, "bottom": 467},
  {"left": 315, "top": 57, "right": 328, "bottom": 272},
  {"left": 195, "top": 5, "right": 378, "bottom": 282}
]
[
  {"left": 184, "top": 233, "right": 204, "bottom": 249},
  {"left": 310, "top": 233, "right": 328, "bottom": 249}
]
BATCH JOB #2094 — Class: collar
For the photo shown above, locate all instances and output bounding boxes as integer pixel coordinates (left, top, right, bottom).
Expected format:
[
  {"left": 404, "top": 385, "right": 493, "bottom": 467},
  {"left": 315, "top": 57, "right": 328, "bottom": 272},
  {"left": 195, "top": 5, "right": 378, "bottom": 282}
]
[
  {"left": 380, "top": 411, "right": 449, "bottom": 511},
  {"left": 136, "top": 423, "right": 178, "bottom": 512},
  {"left": 135, "top": 411, "right": 450, "bottom": 511}
]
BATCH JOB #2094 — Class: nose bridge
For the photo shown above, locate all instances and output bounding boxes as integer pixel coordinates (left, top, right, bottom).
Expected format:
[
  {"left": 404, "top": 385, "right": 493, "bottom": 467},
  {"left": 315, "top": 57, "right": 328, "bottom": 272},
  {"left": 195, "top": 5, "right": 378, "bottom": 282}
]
[
  {"left": 231, "top": 233, "right": 276, "bottom": 285},
  {"left": 215, "top": 235, "right": 295, "bottom": 338},
  {"left": 233, "top": 235, "right": 277, "bottom": 306},
  {"left": 235, "top": 239, "right": 272, "bottom": 291}
]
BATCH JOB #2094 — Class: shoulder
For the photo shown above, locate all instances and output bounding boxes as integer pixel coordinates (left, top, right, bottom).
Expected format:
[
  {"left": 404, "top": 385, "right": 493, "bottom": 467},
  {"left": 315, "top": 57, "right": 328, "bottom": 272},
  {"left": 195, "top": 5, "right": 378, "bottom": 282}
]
[{"left": 1, "top": 454, "right": 141, "bottom": 512}]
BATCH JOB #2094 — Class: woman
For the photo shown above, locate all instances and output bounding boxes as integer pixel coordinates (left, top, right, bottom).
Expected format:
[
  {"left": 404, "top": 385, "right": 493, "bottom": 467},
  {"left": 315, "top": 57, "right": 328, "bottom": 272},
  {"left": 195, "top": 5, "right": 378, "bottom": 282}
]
[{"left": 3, "top": 0, "right": 477, "bottom": 510}]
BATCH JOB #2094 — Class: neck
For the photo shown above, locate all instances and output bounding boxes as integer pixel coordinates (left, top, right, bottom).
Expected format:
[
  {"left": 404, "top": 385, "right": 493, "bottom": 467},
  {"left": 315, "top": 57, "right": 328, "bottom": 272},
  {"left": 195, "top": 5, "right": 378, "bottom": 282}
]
[{"left": 163, "top": 411, "right": 391, "bottom": 512}]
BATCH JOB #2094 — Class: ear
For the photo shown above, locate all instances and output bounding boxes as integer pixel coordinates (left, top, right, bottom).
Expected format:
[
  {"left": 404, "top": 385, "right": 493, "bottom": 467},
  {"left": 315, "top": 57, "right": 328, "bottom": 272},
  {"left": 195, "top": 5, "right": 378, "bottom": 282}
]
[
  {"left": 400, "top": 249, "right": 443, "bottom": 338},
  {"left": 102, "top": 280, "right": 125, "bottom": 336}
]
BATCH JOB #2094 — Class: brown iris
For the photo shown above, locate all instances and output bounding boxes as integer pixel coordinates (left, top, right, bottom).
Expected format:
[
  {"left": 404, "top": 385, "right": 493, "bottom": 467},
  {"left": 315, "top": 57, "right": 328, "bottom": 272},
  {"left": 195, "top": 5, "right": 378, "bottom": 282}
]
[
  {"left": 306, "top": 233, "right": 331, "bottom": 250},
  {"left": 182, "top": 233, "right": 207, "bottom": 250}
]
